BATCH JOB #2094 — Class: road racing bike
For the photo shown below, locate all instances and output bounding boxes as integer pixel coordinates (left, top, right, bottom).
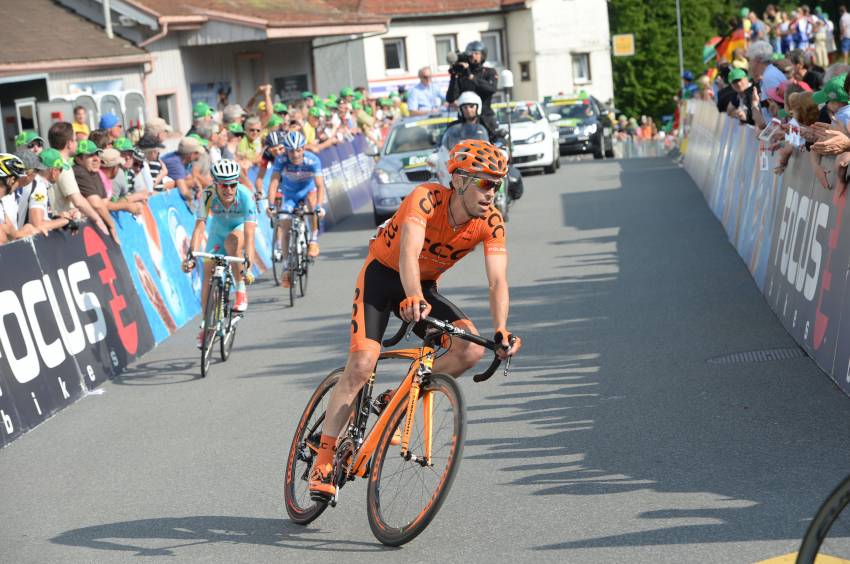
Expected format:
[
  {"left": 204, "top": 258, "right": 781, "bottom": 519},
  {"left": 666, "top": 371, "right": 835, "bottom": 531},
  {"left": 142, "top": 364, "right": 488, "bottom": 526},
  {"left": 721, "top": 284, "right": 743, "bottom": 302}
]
[{"left": 193, "top": 251, "right": 244, "bottom": 378}]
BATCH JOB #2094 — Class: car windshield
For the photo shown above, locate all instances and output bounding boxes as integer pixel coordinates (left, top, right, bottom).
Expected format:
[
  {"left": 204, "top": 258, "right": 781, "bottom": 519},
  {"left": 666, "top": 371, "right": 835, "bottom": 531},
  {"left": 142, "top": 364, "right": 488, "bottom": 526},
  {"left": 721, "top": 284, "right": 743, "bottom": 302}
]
[
  {"left": 384, "top": 120, "right": 450, "bottom": 155},
  {"left": 545, "top": 102, "right": 595, "bottom": 119},
  {"left": 442, "top": 122, "right": 489, "bottom": 150},
  {"left": 494, "top": 104, "right": 543, "bottom": 124}
]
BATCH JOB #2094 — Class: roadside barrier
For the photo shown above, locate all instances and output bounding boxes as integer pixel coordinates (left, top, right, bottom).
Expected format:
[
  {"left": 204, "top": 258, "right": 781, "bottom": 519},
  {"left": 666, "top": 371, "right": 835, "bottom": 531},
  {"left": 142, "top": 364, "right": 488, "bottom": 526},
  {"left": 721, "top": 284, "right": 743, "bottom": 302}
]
[
  {"left": 683, "top": 101, "right": 850, "bottom": 394},
  {"left": 0, "top": 135, "right": 374, "bottom": 447}
]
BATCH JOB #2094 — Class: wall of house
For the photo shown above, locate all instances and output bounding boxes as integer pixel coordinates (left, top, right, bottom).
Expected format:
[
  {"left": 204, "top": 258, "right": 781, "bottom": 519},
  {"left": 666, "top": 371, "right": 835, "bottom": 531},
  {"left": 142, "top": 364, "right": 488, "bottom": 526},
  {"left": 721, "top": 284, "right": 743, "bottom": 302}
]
[
  {"left": 146, "top": 35, "right": 192, "bottom": 133},
  {"left": 529, "top": 0, "right": 613, "bottom": 103},
  {"left": 313, "top": 36, "right": 369, "bottom": 98},
  {"left": 505, "top": 8, "right": 537, "bottom": 101},
  {"left": 361, "top": 13, "right": 507, "bottom": 95}
]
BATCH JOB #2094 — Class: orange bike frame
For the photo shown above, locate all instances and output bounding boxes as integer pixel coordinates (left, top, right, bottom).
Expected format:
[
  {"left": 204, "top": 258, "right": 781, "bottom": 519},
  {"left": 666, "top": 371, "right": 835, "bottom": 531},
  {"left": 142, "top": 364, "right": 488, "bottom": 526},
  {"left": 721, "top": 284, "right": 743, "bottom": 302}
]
[{"left": 350, "top": 345, "right": 435, "bottom": 478}]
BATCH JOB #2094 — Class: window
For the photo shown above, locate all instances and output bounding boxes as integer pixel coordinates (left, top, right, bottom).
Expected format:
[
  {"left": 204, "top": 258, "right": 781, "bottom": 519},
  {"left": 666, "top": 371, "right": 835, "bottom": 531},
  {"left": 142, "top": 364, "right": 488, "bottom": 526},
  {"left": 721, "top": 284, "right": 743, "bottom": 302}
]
[
  {"left": 383, "top": 38, "right": 407, "bottom": 72},
  {"left": 519, "top": 61, "right": 531, "bottom": 82},
  {"left": 434, "top": 34, "right": 457, "bottom": 68},
  {"left": 156, "top": 94, "right": 176, "bottom": 126},
  {"left": 572, "top": 53, "right": 591, "bottom": 84},
  {"left": 480, "top": 30, "right": 504, "bottom": 66}
]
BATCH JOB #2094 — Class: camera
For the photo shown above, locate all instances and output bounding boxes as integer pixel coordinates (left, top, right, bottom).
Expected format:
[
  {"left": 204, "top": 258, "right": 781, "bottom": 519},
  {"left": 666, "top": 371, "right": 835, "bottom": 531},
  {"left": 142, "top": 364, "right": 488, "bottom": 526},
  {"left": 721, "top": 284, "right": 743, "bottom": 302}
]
[{"left": 447, "top": 50, "right": 471, "bottom": 74}]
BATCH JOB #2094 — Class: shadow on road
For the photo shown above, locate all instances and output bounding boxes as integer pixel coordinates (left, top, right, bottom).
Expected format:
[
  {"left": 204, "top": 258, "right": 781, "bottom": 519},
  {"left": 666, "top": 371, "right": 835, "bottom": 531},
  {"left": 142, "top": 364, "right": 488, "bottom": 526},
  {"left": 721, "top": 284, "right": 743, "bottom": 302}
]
[
  {"left": 455, "top": 157, "right": 850, "bottom": 551},
  {"left": 50, "top": 515, "right": 393, "bottom": 556}
]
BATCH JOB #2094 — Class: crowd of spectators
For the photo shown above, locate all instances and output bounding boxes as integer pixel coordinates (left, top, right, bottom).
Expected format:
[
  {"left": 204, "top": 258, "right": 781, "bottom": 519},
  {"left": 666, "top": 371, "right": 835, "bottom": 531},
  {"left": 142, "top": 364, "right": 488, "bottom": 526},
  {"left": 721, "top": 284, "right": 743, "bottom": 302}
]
[{"left": 0, "top": 79, "right": 440, "bottom": 246}]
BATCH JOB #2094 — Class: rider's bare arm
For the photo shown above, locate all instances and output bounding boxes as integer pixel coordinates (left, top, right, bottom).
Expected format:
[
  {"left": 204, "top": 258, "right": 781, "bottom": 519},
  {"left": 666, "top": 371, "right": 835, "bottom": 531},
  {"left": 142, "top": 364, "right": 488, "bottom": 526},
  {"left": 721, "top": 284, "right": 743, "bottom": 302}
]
[
  {"left": 244, "top": 221, "right": 257, "bottom": 263},
  {"left": 189, "top": 218, "right": 206, "bottom": 253},
  {"left": 484, "top": 253, "right": 510, "bottom": 334},
  {"left": 398, "top": 221, "right": 429, "bottom": 322},
  {"left": 314, "top": 175, "right": 326, "bottom": 210},
  {"left": 268, "top": 172, "right": 281, "bottom": 203}
]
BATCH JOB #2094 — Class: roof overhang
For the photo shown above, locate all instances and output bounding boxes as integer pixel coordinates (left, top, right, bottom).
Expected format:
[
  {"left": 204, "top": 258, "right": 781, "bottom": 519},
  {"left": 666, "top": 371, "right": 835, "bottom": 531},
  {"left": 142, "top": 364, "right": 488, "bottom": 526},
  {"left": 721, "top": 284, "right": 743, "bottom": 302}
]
[
  {"left": 266, "top": 22, "right": 387, "bottom": 39},
  {"left": 0, "top": 53, "right": 151, "bottom": 78}
]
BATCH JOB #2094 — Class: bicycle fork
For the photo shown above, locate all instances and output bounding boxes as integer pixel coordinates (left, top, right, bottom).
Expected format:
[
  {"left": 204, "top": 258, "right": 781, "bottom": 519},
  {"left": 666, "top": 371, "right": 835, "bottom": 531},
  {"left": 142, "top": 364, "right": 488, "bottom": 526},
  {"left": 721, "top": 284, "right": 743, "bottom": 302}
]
[{"left": 401, "top": 352, "right": 434, "bottom": 467}]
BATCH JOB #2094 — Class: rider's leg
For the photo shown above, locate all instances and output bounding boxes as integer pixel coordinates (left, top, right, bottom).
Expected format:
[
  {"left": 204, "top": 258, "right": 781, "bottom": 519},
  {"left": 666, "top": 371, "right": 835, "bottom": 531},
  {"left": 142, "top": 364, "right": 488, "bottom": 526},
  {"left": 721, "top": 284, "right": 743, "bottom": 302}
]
[
  {"left": 306, "top": 190, "right": 320, "bottom": 257},
  {"left": 224, "top": 229, "right": 245, "bottom": 286},
  {"left": 431, "top": 319, "right": 485, "bottom": 376}
]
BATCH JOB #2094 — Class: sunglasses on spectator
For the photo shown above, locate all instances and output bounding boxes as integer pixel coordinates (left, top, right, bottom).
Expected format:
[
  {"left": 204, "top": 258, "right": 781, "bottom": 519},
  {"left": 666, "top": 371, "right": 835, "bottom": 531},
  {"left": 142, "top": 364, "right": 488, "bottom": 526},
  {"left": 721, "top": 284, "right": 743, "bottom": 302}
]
[
  {"left": 458, "top": 173, "right": 500, "bottom": 190},
  {"left": 248, "top": 128, "right": 261, "bottom": 133},
  {"left": 28, "top": 140, "right": 43, "bottom": 148}
]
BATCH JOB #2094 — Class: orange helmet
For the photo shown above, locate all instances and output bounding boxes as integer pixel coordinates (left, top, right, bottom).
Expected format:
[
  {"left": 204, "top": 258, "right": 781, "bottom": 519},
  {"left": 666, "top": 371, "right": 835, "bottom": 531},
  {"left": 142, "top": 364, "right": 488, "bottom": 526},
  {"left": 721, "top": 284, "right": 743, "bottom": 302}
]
[{"left": 448, "top": 139, "right": 508, "bottom": 177}]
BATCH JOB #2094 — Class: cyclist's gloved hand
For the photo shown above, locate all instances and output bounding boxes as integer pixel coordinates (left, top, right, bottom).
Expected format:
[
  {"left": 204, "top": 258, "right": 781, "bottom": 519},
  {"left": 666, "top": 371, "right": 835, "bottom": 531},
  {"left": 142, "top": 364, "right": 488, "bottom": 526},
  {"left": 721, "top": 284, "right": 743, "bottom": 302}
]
[
  {"left": 494, "top": 327, "right": 522, "bottom": 359},
  {"left": 315, "top": 205, "right": 326, "bottom": 218},
  {"left": 181, "top": 252, "right": 195, "bottom": 273},
  {"left": 399, "top": 296, "right": 431, "bottom": 323}
]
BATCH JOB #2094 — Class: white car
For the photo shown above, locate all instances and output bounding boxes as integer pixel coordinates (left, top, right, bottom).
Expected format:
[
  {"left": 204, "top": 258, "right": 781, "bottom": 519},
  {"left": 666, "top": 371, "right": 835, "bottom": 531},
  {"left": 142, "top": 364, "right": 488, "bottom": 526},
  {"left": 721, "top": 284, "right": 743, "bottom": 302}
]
[{"left": 492, "top": 101, "right": 560, "bottom": 174}]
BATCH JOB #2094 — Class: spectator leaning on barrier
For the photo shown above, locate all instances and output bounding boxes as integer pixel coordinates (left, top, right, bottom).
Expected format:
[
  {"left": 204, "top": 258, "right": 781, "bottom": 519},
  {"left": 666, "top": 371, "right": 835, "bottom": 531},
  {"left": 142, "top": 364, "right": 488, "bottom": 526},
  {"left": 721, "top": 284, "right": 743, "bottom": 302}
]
[
  {"left": 72, "top": 106, "right": 90, "bottom": 140},
  {"left": 99, "top": 148, "right": 144, "bottom": 215},
  {"left": 137, "top": 133, "right": 167, "bottom": 191},
  {"left": 728, "top": 68, "right": 756, "bottom": 125},
  {"left": 145, "top": 117, "right": 172, "bottom": 144},
  {"left": 72, "top": 139, "right": 120, "bottom": 243},
  {"left": 788, "top": 49, "right": 824, "bottom": 91},
  {"left": 46, "top": 122, "right": 112, "bottom": 239},
  {"left": 748, "top": 40, "right": 786, "bottom": 97},
  {"left": 18, "top": 149, "right": 78, "bottom": 236},
  {"left": 161, "top": 137, "right": 203, "bottom": 202}
]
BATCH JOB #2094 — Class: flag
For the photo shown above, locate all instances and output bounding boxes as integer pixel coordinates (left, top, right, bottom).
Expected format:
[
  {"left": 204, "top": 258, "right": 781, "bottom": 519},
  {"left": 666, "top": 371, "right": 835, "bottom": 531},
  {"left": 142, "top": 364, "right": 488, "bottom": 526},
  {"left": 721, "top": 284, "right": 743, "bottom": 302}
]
[{"left": 715, "top": 29, "right": 747, "bottom": 62}]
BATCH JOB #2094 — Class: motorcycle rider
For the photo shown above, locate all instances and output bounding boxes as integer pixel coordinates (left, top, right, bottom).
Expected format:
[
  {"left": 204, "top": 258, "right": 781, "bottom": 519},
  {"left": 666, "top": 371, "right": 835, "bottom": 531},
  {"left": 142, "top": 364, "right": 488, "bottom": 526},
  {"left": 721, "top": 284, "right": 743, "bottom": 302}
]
[
  {"left": 442, "top": 91, "right": 489, "bottom": 150},
  {"left": 446, "top": 40, "right": 499, "bottom": 140}
]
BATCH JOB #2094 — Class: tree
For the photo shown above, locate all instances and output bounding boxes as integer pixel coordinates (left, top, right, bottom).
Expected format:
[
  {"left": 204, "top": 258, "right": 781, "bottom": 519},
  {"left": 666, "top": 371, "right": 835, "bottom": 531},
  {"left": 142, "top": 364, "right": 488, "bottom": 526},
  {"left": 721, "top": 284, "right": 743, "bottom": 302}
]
[{"left": 609, "top": 0, "right": 736, "bottom": 120}]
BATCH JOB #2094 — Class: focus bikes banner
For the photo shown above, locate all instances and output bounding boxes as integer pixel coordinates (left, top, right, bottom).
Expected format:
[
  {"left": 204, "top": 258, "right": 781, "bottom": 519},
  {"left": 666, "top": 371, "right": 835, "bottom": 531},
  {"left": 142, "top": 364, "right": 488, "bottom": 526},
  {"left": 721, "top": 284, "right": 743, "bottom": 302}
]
[
  {"left": 684, "top": 100, "right": 850, "bottom": 394},
  {"left": 0, "top": 226, "right": 155, "bottom": 448}
]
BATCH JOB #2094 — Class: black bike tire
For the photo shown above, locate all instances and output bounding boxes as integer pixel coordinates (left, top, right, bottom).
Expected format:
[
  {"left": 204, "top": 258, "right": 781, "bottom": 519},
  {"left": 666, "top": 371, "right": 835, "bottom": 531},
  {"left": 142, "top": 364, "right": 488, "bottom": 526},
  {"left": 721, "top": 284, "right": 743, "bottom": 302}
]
[
  {"left": 797, "top": 473, "right": 850, "bottom": 563},
  {"left": 284, "top": 367, "right": 343, "bottom": 525},
  {"left": 200, "top": 282, "right": 220, "bottom": 378},
  {"left": 272, "top": 224, "right": 282, "bottom": 287},
  {"left": 299, "top": 252, "right": 308, "bottom": 297},
  {"left": 366, "top": 373, "right": 465, "bottom": 547},
  {"left": 288, "top": 248, "right": 297, "bottom": 307},
  {"left": 220, "top": 306, "right": 236, "bottom": 361}
]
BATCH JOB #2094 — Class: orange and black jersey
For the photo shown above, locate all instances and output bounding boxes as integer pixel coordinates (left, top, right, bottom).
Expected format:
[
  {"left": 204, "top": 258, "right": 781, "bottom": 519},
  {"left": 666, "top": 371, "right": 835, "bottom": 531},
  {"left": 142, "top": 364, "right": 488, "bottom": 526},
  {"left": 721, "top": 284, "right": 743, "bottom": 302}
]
[{"left": 369, "top": 183, "right": 506, "bottom": 280}]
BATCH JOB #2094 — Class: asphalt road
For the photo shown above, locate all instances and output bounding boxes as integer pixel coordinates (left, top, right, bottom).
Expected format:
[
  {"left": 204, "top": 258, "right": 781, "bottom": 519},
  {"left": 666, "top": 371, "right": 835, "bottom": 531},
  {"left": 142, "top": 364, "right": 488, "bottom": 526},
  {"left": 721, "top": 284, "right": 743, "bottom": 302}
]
[{"left": 3, "top": 156, "right": 850, "bottom": 563}]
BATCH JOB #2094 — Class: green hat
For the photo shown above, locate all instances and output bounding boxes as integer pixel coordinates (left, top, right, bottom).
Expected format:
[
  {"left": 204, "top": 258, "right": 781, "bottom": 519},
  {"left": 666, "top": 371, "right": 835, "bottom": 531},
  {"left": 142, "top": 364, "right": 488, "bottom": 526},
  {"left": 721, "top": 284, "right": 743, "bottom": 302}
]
[
  {"left": 340, "top": 87, "right": 355, "bottom": 98},
  {"left": 266, "top": 114, "right": 284, "bottom": 128},
  {"left": 188, "top": 133, "right": 209, "bottom": 147},
  {"left": 15, "top": 130, "right": 44, "bottom": 147},
  {"left": 813, "top": 74, "right": 850, "bottom": 104},
  {"left": 740, "top": 7, "right": 750, "bottom": 17},
  {"left": 76, "top": 139, "right": 101, "bottom": 156},
  {"left": 315, "top": 100, "right": 327, "bottom": 110},
  {"left": 364, "top": 106, "right": 374, "bottom": 116},
  {"left": 379, "top": 97, "right": 392, "bottom": 107},
  {"left": 728, "top": 68, "right": 748, "bottom": 83},
  {"left": 353, "top": 91, "right": 365, "bottom": 100},
  {"left": 352, "top": 101, "right": 363, "bottom": 111},
  {"left": 301, "top": 91, "right": 313, "bottom": 99},
  {"left": 39, "top": 148, "right": 69, "bottom": 170},
  {"left": 227, "top": 122, "right": 245, "bottom": 135},
  {"left": 325, "top": 99, "right": 338, "bottom": 109},
  {"left": 113, "top": 137, "right": 134, "bottom": 152},
  {"left": 327, "top": 93, "right": 338, "bottom": 102},
  {"left": 273, "top": 102, "right": 288, "bottom": 113},
  {"left": 192, "top": 101, "right": 214, "bottom": 119},
  {"left": 389, "top": 91, "right": 400, "bottom": 99},
  {"left": 308, "top": 107, "right": 323, "bottom": 118}
]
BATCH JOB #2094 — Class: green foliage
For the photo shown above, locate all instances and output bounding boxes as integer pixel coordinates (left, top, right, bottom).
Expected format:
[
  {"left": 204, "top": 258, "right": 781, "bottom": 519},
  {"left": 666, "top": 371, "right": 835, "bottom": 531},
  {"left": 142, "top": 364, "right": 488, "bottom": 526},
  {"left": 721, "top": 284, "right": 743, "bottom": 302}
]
[{"left": 609, "top": 0, "right": 737, "bottom": 119}]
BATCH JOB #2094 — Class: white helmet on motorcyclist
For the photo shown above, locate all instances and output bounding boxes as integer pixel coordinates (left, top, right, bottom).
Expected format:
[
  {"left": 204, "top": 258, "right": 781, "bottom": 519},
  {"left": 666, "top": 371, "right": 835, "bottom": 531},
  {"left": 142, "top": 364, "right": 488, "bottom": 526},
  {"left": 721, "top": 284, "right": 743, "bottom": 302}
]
[{"left": 456, "top": 91, "right": 482, "bottom": 115}]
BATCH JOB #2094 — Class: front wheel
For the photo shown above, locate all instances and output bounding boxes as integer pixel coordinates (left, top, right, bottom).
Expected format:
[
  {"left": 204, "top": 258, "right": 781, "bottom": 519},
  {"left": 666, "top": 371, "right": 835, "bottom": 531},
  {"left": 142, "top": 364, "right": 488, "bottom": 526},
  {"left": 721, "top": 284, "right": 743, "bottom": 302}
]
[
  {"left": 797, "top": 473, "right": 850, "bottom": 563},
  {"left": 366, "top": 373, "right": 465, "bottom": 546},
  {"left": 220, "top": 306, "right": 236, "bottom": 361},
  {"left": 271, "top": 224, "right": 283, "bottom": 287},
  {"left": 299, "top": 256, "right": 308, "bottom": 297},
  {"left": 284, "top": 367, "right": 343, "bottom": 525},
  {"left": 287, "top": 241, "right": 297, "bottom": 307},
  {"left": 200, "top": 281, "right": 221, "bottom": 378}
]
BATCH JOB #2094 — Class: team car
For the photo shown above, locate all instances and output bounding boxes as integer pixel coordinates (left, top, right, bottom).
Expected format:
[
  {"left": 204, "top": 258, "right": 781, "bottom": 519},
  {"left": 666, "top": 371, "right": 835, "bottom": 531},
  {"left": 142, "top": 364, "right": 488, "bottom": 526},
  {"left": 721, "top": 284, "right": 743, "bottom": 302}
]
[
  {"left": 544, "top": 92, "right": 614, "bottom": 159},
  {"left": 370, "top": 115, "right": 453, "bottom": 226},
  {"left": 492, "top": 101, "right": 560, "bottom": 174}
]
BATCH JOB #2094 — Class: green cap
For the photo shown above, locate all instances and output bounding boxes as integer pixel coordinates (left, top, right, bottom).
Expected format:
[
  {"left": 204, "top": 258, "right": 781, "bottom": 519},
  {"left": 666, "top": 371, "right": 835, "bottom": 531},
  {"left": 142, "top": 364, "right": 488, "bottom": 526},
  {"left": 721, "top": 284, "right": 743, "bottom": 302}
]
[
  {"left": 227, "top": 122, "right": 245, "bottom": 135},
  {"left": 188, "top": 133, "right": 209, "bottom": 147},
  {"left": 728, "top": 68, "right": 748, "bottom": 82},
  {"left": 340, "top": 87, "right": 355, "bottom": 98},
  {"left": 327, "top": 93, "right": 338, "bottom": 102},
  {"left": 301, "top": 91, "right": 313, "bottom": 99},
  {"left": 389, "top": 91, "right": 400, "bottom": 99},
  {"left": 740, "top": 7, "right": 750, "bottom": 17},
  {"left": 15, "top": 130, "right": 43, "bottom": 147},
  {"left": 273, "top": 102, "right": 288, "bottom": 113},
  {"left": 325, "top": 99, "right": 338, "bottom": 109},
  {"left": 76, "top": 139, "right": 101, "bottom": 156},
  {"left": 353, "top": 91, "right": 365, "bottom": 101},
  {"left": 315, "top": 100, "right": 326, "bottom": 110},
  {"left": 364, "top": 106, "right": 373, "bottom": 116},
  {"left": 113, "top": 137, "right": 134, "bottom": 151},
  {"left": 352, "top": 101, "right": 363, "bottom": 111},
  {"left": 379, "top": 97, "right": 392, "bottom": 107},
  {"left": 813, "top": 74, "right": 850, "bottom": 104},
  {"left": 266, "top": 114, "right": 284, "bottom": 128},
  {"left": 311, "top": 94, "right": 321, "bottom": 103},
  {"left": 192, "top": 101, "right": 214, "bottom": 119},
  {"left": 39, "top": 148, "right": 69, "bottom": 170},
  {"left": 308, "top": 107, "right": 323, "bottom": 118}
]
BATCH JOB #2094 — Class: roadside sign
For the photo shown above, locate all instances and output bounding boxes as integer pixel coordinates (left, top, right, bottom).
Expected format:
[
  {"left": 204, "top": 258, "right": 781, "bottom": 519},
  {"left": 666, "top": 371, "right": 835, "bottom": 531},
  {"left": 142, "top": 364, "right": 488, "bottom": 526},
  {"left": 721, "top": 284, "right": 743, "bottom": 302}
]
[{"left": 612, "top": 34, "right": 635, "bottom": 57}]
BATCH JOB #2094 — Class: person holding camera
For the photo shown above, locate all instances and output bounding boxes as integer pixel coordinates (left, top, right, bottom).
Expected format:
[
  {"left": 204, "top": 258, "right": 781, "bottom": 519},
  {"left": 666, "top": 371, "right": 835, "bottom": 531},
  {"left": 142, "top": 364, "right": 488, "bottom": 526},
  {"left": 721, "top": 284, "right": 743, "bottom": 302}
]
[{"left": 446, "top": 40, "right": 499, "bottom": 139}]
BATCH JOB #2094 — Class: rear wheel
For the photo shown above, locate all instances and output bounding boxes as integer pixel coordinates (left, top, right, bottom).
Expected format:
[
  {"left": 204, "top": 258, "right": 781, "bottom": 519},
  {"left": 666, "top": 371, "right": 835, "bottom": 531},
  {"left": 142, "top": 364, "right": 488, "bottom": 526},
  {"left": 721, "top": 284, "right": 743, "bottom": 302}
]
[
  {"left": 284, "top": 367, "right": 343, "bottom": 525},
  {"left": 200, "top": 281, "right": 220, "bottom": 378},
  {"left": 797, "top": 473, "right": 850, "bottom": 563},
  {"left": 366, "top": 373, "right": 465, "bottom": 546}
]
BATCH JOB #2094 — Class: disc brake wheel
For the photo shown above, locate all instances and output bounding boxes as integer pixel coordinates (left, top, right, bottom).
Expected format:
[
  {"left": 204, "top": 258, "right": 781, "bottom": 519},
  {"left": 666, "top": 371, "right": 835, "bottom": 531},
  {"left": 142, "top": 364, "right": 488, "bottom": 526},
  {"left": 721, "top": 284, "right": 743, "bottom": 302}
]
[
  {"left": 798, "top": 473, "right": 850, "bottom": 563},
  {"left": 284, "top": 367, "right": 342, "bottom": 525},
  {"left": 366, "top": 373, "right": 465, "bottom": 546},
  {"left": 200, "top": 282, "right": 220, "bottom": 378}
]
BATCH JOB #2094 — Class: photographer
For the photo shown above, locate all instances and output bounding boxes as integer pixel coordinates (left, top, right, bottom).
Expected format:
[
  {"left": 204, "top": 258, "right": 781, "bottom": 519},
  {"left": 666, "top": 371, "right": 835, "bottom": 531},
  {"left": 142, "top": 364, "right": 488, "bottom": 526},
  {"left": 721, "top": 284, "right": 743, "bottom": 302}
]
[{"left": 446, "top": 40, "right": 499, "bottom": 138}]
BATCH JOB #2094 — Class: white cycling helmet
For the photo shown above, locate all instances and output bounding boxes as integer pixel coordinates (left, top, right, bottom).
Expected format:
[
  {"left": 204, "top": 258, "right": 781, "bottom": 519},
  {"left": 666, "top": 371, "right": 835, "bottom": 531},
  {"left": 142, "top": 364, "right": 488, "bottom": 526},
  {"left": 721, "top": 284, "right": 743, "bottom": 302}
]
[
  {"left": 456, "top": 91, "right": 482, "bottom": 115},
  {"left": 211, "top": 159, "right": 241, "bottom": 183}
]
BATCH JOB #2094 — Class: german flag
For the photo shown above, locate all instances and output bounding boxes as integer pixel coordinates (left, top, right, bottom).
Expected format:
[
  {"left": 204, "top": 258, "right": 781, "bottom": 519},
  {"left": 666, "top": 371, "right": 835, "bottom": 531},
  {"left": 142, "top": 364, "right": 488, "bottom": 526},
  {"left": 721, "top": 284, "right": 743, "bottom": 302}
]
[{"left": 715, "top": 28, "right": 748, "bottom": 63}]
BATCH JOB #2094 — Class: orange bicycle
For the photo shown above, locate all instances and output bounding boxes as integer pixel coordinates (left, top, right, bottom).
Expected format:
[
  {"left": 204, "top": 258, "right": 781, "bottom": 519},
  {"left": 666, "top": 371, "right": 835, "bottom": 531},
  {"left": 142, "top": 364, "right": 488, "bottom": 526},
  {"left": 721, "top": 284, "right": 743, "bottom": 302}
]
[{"left": 283, "top": 316, "right": 513, "bottom": 546}]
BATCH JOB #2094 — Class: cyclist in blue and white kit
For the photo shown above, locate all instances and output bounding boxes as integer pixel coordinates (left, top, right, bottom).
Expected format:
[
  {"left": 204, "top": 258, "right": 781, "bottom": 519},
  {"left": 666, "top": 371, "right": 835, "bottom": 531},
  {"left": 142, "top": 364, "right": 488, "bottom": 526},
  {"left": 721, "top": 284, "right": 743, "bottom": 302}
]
[
  {"left": 182, "top": 159, "right": 257, "bottom": 347},
  {"left": 267, "top": 130, "right": 326, "bottom": 288}
]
